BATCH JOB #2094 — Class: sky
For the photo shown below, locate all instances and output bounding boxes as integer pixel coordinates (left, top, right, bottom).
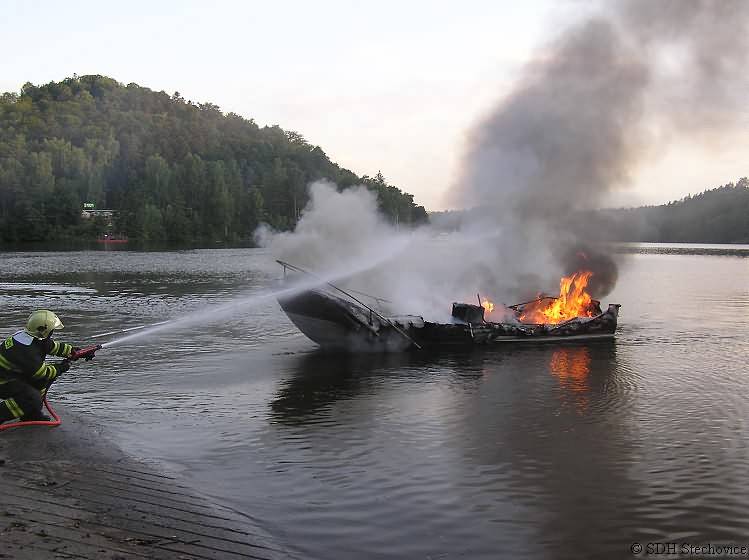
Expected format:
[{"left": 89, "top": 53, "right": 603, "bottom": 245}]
[{"left": 1, "top": 0, "right": 747, "bottom": 211}]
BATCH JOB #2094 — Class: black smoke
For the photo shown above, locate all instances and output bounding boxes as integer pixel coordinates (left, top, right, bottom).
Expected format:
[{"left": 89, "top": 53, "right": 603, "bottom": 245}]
[
  {"left": 559, "top": 245, "right": 618, "bottom": 299},
  {"left": 447, "top": 1, "right": 749, "bottom": 296}
]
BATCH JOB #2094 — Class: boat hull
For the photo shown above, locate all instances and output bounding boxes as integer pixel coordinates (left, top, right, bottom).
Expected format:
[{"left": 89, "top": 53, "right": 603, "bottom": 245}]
[
  {"left": 278, "top": 288, "right": 620, "bottom": 352},
  {"left": 278, "top": 289, "right": 414, "bottom": 351}
]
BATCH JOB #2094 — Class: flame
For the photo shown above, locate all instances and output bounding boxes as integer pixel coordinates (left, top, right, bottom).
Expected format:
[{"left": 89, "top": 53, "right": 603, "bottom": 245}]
[
  {"left": 481, "top": 298, "right": 495, "bottom": 315},
  {"left": 519, "top": 270, "right": 596, "bottom": 324}
]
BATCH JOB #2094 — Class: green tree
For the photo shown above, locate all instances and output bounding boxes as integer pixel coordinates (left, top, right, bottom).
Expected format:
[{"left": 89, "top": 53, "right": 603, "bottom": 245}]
[
  {"left": 141, "top": 202, "right": 165, "bottom": 241},
  {"left": 0, "top": 75, "right": 430, "bottom": 242}
]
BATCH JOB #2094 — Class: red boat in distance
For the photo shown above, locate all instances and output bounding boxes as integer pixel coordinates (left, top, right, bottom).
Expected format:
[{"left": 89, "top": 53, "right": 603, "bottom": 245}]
[{"left": 97, "top": 233, "right": 128, "bottom": 244}]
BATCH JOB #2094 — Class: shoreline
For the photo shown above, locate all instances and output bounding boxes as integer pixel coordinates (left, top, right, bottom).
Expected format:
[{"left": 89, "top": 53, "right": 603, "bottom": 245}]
[{"left": 0, "top": 406, "right": 296, "bottom": 560}]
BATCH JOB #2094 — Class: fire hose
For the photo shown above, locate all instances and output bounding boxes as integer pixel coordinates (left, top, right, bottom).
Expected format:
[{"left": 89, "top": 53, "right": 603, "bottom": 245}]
[{"left": 0, "top": 344, "right": 102, "bottom": 432}]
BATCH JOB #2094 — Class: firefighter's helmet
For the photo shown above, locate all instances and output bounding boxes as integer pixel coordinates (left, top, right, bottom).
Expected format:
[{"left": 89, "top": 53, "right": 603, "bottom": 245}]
[{"left": 25, "top": 310, "right": 64, "bottom": 339}]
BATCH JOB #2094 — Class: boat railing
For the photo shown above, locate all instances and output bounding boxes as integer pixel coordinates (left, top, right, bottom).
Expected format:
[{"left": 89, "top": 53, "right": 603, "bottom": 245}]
[{"left": 277, "top": 260, "right": 392, "bottom": 305}]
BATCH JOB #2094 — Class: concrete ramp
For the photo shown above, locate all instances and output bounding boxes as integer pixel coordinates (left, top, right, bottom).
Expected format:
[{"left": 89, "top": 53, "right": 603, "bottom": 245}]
[{"left": 0, "top": 411, "right": 296, "bottom": 560}]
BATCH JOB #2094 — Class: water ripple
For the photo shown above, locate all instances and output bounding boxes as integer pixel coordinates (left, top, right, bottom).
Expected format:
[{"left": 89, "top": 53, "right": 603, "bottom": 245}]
[{"left": 1, "top": 247, "right": 748, "bottom": 558}]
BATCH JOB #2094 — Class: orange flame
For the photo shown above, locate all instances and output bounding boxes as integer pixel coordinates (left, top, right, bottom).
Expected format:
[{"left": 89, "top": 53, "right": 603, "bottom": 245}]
[
  {"left": 481, "top": 298, "right": 495, "bottom": 315},
  {"left": 519, "top": 271, "right": 597, "bottom": 324}
]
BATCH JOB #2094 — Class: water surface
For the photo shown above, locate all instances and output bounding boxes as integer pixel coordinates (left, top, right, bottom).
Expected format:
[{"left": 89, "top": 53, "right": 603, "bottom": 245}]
[{"left": 0, "top": 245, "right": 747, "bottom": 559}]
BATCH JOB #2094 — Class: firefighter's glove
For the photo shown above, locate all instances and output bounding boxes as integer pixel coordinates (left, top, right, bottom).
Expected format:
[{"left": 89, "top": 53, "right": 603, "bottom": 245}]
[
  {"left": 69, "top": 347, "right": 81, "bottom": 361},
  {"left": 57, "top": 360, "right": 71, "bottom": 375}
]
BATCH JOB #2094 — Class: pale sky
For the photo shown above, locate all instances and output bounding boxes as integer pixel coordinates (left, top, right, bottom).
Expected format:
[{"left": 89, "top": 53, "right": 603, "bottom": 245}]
[{"left": 2, "top": 0, "right": 746, "bottom": 211}]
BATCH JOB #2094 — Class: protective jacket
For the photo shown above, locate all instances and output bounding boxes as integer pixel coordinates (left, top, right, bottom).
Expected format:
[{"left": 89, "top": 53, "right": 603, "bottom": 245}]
[{"left": 0, "top": 331, "right": 72, "bottom": 389}]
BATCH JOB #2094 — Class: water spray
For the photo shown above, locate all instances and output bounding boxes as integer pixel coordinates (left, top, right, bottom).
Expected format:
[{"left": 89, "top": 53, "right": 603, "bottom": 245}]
[
  {"left": 3, "top": 233, "right": 422, "bottom": 431},
  {"left": 91, "top": 321, "right": 170, "bottom": 342}
]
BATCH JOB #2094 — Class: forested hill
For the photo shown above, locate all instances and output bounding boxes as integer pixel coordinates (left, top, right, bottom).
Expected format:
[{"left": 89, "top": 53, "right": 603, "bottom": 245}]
[
  {"left": 0, "top": 75, "right": 428, "bottom": 242},
  {"left": 584, "top": 179, "right": 749, "bottom": 243},
  {"left": 431, "top": 179, "right": 749, "bottom": 244}
]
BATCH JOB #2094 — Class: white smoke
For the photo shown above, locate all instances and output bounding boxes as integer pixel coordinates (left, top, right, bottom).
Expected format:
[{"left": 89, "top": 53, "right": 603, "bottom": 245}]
[
  {"left": 257, "top": 181, "right": 560, "bottom": 322},
  {"left": 255, "top": 180, "right": 408, "bottom": 274}
]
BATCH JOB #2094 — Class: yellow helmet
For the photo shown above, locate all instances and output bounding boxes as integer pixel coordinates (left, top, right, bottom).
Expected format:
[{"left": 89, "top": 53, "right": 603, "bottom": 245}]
[{"left": 25, "top": 310, "right": 64, "bottom": 339}]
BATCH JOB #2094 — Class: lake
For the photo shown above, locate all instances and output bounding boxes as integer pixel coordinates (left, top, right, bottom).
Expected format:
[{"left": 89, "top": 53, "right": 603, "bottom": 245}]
[{"left": 0, "top": 243, "right": 747, "bottom": 559}]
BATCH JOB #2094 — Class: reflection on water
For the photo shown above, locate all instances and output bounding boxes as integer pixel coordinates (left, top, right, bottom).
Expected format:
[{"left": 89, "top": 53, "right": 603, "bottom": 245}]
[
  {"left": 1, "top": 246, "right": 748, "bottom": 559},
  {"left": 549, "top": 345, "right": 594, "bottom": 414},
  {"left": 263, "top": 342, "right": 641, "bottom": 558},
  {"left": 486, "top": 342, "right": 645, "bottom": 558},
  {"left": 271, "top": 353, "right": 391, "bottom": 425}
]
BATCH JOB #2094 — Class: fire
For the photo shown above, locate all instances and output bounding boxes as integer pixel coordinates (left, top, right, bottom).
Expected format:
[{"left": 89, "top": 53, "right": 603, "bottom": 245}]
[
  {"left": 519, "top": 270, "right": 597, "bottom": 324},
  {"left": 481, "top": 298, "right": 495, "bottom": 315}
]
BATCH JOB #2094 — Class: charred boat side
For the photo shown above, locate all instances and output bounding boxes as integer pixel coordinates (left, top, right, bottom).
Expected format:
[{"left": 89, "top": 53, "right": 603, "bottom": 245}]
[{"left": 277, "top": 288, "right": 620, "bottom": 353}]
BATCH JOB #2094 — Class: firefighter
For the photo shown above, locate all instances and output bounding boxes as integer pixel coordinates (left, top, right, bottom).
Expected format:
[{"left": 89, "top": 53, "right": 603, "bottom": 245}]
[{"left": 0, "top": 310, "right": 78, "bottom": 423}]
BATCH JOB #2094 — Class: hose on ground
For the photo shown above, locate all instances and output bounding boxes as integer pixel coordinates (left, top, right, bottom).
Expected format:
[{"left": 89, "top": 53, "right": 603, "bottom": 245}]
[{"left": 0, "top": 396, "right": 62, "bottom": 432}]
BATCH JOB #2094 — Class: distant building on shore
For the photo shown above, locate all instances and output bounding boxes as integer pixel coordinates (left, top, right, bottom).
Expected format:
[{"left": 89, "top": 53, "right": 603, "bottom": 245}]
[{"left": 81, "top": 202, "right": 116, "bottom": 222}]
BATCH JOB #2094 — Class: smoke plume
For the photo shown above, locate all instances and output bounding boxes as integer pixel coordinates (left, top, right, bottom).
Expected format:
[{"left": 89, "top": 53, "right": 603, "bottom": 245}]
[
  {"left": 261, "top": 2, "right": 749, "bottom": 320},
  {"left": 451, "top": 18, "right": 648, "bottom": 217},
  {"left": 442, "top": 0, "right": 749, "bottom": 299},
  {"left": 450, "top": 1, "right": 749, "bottom": 215}
]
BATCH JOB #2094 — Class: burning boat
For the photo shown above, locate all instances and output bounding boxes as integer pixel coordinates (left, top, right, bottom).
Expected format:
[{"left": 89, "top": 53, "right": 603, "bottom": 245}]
[{"left": 276, "top": 261, "right": 620, "bottom": 352}]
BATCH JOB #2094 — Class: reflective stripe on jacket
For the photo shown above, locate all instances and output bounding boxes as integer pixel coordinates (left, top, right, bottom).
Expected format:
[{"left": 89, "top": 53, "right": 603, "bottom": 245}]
[{"left": 0, "top": 331, "right": 72, "bottom": 386}]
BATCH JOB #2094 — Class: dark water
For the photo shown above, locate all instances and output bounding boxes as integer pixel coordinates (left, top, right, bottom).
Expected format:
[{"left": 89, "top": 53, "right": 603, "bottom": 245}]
[{"left": 1, "top": 244, "right": 748, "bottom": 559}]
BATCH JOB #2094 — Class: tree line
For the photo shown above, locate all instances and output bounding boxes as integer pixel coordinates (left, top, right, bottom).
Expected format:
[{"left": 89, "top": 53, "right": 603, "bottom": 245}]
[
  {"left": 431, "top": 179, "right": 749, "bottom": 244},
  {"left": 579, "top": 179, "right": 749, "bottom": 244},
  {"left": 0, "top": 75, "right": 428, "bottom": 243}
]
